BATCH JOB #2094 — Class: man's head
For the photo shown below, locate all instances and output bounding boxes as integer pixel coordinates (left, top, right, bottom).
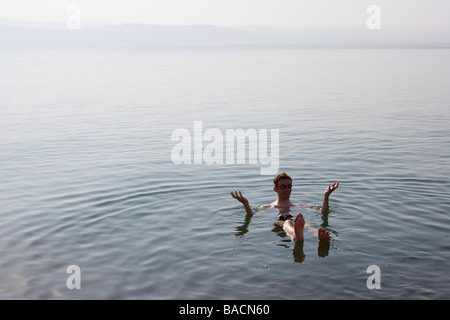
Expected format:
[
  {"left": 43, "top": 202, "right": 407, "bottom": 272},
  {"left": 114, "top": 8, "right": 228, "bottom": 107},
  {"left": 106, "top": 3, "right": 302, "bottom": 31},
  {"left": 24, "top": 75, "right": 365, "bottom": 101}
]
[{"left": 273, "top": 172, "right": 292, "bottom": 200}]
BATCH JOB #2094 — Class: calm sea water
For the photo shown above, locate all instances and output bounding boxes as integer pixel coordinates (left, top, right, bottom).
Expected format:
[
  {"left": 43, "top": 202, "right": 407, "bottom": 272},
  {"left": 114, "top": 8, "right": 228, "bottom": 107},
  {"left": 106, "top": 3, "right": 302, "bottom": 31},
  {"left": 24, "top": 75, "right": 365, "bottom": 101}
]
[{"left": 1, "top": 48, "right": 449, "bottom": 299}]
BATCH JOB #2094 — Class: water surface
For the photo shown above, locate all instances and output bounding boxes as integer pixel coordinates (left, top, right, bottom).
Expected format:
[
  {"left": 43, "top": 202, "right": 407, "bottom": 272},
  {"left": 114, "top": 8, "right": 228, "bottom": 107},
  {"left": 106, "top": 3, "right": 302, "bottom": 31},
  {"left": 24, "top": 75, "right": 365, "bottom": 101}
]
[{"left": 1, "top": 48, "right": 449, "bottom": 299}]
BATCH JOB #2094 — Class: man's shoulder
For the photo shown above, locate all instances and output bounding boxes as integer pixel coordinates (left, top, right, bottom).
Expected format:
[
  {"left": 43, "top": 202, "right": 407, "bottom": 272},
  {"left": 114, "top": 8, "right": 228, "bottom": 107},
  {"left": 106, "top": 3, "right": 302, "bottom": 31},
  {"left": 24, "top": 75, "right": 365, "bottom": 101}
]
[
  {"left": 259, "top": 204, "right": 274, "bottom": 209},
  {"left": 292, "top": 202, "right": 307, "bottom": 207}
]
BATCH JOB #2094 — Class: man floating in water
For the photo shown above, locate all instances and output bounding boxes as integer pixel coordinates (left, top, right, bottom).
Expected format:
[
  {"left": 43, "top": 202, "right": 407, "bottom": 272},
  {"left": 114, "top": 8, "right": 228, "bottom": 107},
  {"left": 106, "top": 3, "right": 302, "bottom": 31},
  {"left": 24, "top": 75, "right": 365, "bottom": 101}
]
[{"left": 230, "top": 172, "right": 339, "bottom": 243}]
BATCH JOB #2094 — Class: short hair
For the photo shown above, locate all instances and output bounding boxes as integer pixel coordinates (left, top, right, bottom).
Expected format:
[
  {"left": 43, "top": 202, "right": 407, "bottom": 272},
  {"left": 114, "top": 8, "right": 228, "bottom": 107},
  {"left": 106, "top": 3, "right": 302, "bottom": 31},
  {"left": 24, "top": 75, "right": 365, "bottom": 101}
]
[{"left": 273, "top": 172, "right": 292, "bottom": 188}]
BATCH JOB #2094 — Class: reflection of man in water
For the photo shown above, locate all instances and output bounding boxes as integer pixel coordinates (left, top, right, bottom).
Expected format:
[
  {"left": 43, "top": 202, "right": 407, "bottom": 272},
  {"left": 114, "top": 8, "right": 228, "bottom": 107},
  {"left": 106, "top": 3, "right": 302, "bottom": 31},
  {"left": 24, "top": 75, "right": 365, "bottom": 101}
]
[{"left": 230, "top": 172, "right": 339, "bottom": 243}]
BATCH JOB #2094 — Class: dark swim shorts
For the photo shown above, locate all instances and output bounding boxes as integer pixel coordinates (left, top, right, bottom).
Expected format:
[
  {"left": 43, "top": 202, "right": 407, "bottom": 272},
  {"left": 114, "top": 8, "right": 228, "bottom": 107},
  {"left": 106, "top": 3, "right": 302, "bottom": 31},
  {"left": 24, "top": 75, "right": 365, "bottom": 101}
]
[{"left": 278, "top": 213, "right": 293, "bottom": 221}]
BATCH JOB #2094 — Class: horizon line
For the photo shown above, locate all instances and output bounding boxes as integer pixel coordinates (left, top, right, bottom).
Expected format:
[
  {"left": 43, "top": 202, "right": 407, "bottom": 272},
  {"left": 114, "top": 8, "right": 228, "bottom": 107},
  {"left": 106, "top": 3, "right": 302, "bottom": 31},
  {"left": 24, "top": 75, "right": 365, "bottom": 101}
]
[{"left": 1, "top": 17, "right": 450, "bottom": 30}]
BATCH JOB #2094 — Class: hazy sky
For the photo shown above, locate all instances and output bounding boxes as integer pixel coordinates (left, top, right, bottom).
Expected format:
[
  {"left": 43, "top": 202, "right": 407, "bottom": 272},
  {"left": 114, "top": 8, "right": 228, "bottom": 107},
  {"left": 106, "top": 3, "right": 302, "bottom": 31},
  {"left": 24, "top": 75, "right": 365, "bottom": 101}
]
[{"left": 1, "top": 0, "right": 449, "bottom": 28}]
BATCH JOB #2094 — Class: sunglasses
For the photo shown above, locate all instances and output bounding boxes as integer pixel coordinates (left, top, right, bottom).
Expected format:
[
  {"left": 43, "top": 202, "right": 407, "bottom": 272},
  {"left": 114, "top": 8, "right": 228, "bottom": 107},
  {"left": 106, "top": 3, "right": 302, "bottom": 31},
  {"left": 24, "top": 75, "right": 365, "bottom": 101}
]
[{"left": 278, "top": 184, "right": 292, "bottom": 189}]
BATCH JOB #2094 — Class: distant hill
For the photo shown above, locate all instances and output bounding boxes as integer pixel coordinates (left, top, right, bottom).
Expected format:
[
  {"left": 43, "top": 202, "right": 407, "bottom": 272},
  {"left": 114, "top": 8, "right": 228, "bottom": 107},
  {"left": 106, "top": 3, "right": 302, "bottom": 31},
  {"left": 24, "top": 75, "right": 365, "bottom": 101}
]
[{"left": 1, "top": 21, "right": 449, "bottom": 48}]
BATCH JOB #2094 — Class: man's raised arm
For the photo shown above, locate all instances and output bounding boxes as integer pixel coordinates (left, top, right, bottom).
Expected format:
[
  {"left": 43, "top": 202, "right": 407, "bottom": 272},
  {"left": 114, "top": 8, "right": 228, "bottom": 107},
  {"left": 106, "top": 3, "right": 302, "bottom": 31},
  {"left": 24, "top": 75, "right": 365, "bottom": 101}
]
[
  {"left": 321, "top": 181, "right": 339, "bottom": 215},
  {"left": 230, "top": 191, "right": 254, "bottom": 216}
]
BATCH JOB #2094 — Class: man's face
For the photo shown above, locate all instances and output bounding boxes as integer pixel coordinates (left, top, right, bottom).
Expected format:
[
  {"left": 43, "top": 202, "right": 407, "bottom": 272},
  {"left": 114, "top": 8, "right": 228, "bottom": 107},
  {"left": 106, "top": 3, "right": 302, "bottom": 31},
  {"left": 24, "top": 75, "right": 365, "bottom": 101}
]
[{"left": 275, "top": 178, "right": 292, "bottom": 200}]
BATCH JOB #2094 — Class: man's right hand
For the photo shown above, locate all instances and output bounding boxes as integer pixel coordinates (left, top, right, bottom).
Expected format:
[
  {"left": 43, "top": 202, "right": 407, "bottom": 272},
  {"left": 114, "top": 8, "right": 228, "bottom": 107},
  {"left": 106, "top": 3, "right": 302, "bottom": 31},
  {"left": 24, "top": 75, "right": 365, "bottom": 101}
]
[
  {"left": 230, "top": 191, "right": 253, "bottom": 216},
  {"left": 230, "top": 191, "right": 249, "bottom": 205}
]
